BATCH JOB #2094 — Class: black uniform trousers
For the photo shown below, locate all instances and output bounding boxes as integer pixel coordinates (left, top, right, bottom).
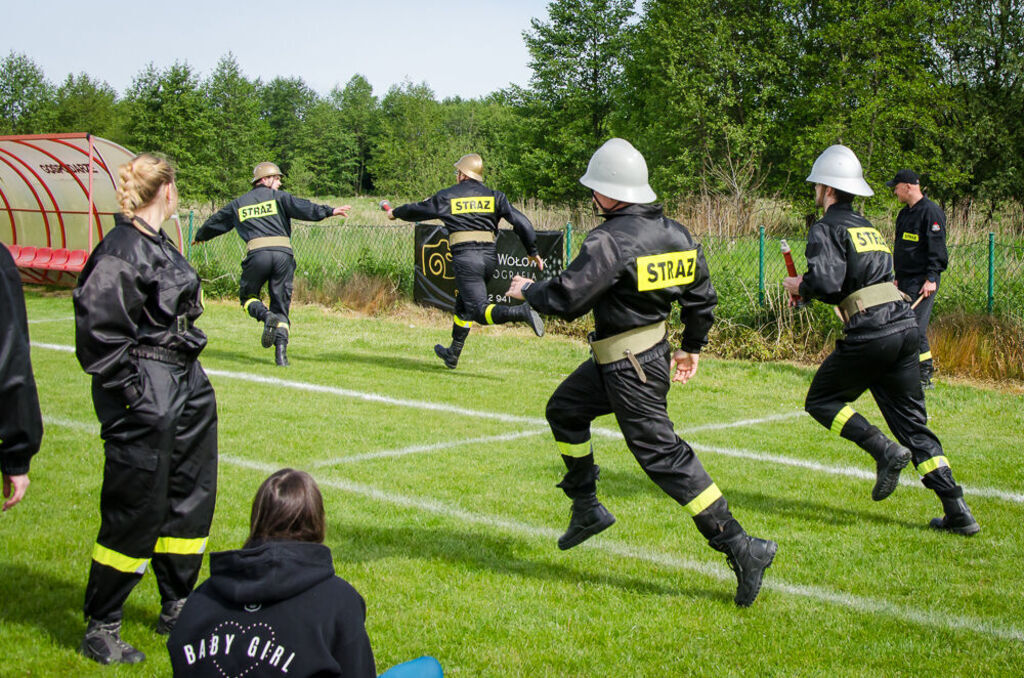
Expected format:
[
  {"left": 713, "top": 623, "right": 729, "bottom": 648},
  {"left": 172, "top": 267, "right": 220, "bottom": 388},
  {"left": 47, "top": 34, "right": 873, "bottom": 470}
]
[
  {"left": 85, "top": 357, "right": 218, "bottom": 623},
  {"left": 546, "top": 342, "right": 719, "bottom": 512},
  {"left": 240, "top": 249, "right": 296, "bottom": 324},
  {"left": 897, "top": 274, "right": 938, "bottom": 375},
  {"left": 805, "top": 328, "right": 946, "bottom": 469},
  {"left": 450, "top": 243, "right": 524, "bottom": 328}
]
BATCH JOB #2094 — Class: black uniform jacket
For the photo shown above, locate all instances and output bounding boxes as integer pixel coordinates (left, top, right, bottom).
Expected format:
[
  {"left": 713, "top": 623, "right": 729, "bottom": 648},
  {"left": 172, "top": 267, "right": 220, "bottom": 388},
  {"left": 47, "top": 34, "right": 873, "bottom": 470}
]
[
  {"left": 194, "top": 186, "right": 335, "bottom": 255},
  {"left": 0, "top": 246, "right": 42, "bottom": 476},
  {"left": 73, "top": 216, "right": 206, "bottom": 397},
  {"left": 799, "top": 203, "right": 917, "bottom": 341},
  {"left": 893, "top": 195, "right": 948, "bottom": 282},
  {"left": 524, "top": 203, "right": 716, "bottom": 353},
  {"left": 393, "top": 179, "right": 539, "bottom": 256},
  {"left": 167, "top": 540, "right": 376, "bottom": 678}
]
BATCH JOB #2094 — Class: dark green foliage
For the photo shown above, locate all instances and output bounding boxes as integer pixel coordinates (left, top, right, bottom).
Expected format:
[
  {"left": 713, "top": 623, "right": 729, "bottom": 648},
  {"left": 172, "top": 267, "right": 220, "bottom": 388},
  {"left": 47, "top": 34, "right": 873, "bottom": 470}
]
[{"left": 0, "top": 51, "right": 56, "bottom": 134}]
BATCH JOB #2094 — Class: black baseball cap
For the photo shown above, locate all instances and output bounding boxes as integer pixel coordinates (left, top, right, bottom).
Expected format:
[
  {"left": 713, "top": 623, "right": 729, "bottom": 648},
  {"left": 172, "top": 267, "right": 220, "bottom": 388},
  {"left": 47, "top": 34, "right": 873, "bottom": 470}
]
[{"left": 885, "top": 169, "right": 920, "bottom": 187}]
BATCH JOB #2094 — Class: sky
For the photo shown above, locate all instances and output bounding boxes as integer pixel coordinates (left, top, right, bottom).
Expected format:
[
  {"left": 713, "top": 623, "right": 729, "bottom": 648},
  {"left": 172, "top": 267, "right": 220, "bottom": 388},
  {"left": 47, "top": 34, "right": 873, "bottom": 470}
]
[{"left": 1, "top": 0, "right": 555, "bottom": 99}]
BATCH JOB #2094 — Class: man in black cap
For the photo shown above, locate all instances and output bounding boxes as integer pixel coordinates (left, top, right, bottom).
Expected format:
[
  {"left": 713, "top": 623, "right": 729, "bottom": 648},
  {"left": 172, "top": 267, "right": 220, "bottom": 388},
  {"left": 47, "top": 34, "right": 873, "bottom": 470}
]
[{"left": 886, "top": 169, "right": 948, "bottom": 389}]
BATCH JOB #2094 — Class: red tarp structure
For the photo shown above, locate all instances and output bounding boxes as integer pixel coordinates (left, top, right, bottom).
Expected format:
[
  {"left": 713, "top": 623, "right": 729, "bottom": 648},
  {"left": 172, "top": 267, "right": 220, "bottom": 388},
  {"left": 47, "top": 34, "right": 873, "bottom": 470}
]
[{"left": 0, "top": 133, "right": 183, "bottom": 285}]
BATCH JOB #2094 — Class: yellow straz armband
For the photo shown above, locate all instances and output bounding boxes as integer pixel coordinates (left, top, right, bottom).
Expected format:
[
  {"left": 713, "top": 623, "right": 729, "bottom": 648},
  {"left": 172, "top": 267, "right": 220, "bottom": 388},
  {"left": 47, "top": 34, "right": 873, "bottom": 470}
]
[
  {"left": 238, "top": 200, "right": 279, "bottom": 222},
  {"left": 450, "top": 196, "right": 495, "bottom": 214},
  {"left": 637, "top": 250, "right": 698, "bottom": 291},
  {"left": 847, "top": 227, "right": 891, "bottom": 253},
  {"left": 902, "top": 232, "right": 920, "bottom": 242}
]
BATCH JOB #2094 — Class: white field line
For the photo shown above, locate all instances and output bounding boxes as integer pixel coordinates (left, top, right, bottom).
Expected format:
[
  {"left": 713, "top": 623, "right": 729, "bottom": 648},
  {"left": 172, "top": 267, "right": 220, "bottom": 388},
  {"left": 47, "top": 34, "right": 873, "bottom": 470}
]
[
  {"left": 32, "top": 342, "right": 1024, "bottom": 504},
  {"left": 312, "top": 429, "right": 549, "bottom": 468},
  {"left": 220, "top": 452, "right": 1024, "bottom": 645},
  {"left": 41, "top": 415, "right": 96, "bottom": 433}
]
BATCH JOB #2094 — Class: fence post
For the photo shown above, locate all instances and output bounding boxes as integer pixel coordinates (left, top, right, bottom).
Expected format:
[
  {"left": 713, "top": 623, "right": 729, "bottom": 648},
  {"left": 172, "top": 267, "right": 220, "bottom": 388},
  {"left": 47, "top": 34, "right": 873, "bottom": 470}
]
[
  {"left": 758, "top": 225, "right": 766, "bottom": 306},
  {"left": 187, "top": 210, "right": 194, "bottom": 259},
  {"left": 565, "top": 221, "right": 572, "bottom": 262},
  {"left": 987, "top": 232, "right": 995, "bottom": 314}
]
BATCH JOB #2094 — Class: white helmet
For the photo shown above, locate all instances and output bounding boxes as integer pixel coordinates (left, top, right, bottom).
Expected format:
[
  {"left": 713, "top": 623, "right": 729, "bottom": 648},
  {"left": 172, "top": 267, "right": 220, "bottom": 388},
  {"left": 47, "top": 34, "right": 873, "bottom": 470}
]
[
  {"left": 805, "top": 144, "right": 874, "bottom": 197},
  {"left": 579, "top": 138, "right": 657, "bottom": 204}
]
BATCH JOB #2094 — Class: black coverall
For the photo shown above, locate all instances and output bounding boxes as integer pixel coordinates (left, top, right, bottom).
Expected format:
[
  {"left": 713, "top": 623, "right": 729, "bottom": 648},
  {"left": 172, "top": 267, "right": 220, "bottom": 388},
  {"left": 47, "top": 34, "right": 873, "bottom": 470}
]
[
  {"left": 799, "top": 203, "right": 961, "bottom": 497},
  {"left": 393, "top": 179, "right": 540, "bottom": 352},
  {"left": 73, "top": 215, "right": 218, "bottom": 624},
  {"left": 523, "top": 203, "right": 747, "bottom": 544},
  {"left": 893, "top": 195, "right": 948, "bottom": 381},
  {"left": 194, "top": 186, "right": 336, "bottom": 343},
  {"left": 0, "top": 245, "right": 43, "bottom": 479}
]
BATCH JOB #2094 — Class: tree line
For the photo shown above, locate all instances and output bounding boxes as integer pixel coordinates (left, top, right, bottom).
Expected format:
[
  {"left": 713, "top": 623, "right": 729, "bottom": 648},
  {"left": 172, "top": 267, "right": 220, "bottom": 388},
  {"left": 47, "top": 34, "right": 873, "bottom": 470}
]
[{"left": 2, "top": 0, "right": 1021, "bottom": 219}]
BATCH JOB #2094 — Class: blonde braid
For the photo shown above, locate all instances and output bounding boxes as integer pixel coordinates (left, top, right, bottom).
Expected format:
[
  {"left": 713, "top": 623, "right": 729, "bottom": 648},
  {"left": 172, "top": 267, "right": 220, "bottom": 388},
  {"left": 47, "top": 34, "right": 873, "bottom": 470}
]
[{"left": 116, "top": 153, "right": 176, "bottom": 219}]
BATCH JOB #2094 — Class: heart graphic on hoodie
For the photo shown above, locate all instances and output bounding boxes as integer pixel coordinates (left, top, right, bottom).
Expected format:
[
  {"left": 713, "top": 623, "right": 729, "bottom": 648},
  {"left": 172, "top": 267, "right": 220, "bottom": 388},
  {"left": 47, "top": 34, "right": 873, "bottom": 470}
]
[{"left": 208, "top": 620, "right": 284, "bottom": 678}]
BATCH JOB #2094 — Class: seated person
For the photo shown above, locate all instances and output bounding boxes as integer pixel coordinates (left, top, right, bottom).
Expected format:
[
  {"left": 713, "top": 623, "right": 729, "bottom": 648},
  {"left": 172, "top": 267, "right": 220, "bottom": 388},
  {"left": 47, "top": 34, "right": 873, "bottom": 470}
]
[{"left": 167, "top": 468, "right": 442, "bottom": 678}]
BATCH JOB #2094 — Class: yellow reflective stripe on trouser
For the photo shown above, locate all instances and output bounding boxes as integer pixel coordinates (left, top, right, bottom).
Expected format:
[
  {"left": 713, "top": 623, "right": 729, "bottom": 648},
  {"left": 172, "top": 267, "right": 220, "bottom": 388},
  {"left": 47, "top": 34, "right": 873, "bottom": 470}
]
[
  {"left": 154, "top": 536, "right": 208, "bottom": 555},
  {"left": 919, "top": 351, "right": 932, "bottom": 362},
  {"left": 557, "top": 440, "right": 591, "bottom": 458},
  {"left": 453, "top": 314, "right": 473, "bottom": 328},
  {"left": 684, "top": 483, "right": 723, "bottom": 516},
  {"left": 916, "top": 455, "right": 950, "bottom": 476},
  {"left": 830, "top": 405, "right": 856, "bottom": 435},
  {"left": 243, "top": 298, "right": 260, "bottom": 312},
  {"left": 92, "top": 543, "right": 149, "bottom": 575},
  {"left": 277, "top": 322, "right": 289, "bottom": 334},
  {"left": 484, "top": 304, "right": 496, "bottom": 325}
]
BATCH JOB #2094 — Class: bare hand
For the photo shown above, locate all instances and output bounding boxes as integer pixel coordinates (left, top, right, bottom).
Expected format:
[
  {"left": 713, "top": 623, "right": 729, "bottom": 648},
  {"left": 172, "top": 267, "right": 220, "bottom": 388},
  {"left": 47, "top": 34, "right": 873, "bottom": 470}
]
[
  {"left": 2, "top": 473, "right": 29, "bottom": 511},
  {"left": 386, "top": 209, "right": 396, "bottom": 221},
  {"left": 528, "top": 254, "right": 545, "bottom": 271},
  {"left": 670, "top": 351, "right": 700, "bottom": 384},
  {"left": 782, "top": 275, "right": 803, "bottom": 306},
  {"left": 332, "top": 205, "right": 352, "bottom": 218},
  {"left": 507, "top": 275, "right": 533, "bottom": 300},
  {"left": 921, "top": 279, "right": 937, "bottom": 297}
]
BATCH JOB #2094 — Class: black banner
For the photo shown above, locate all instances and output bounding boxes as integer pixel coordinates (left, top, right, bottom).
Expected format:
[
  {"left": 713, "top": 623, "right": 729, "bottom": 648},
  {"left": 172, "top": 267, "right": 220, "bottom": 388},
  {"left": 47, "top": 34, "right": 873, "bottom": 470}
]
[{"left": 414, "top": 224, "right": 565, "bottom": 312}]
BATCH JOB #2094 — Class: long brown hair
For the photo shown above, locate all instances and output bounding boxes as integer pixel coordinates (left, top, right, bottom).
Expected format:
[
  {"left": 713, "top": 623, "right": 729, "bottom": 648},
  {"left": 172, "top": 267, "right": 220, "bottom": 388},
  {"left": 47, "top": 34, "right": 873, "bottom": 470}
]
[{"left": 245, "top": 469, "right": 326, "bottom": 547}]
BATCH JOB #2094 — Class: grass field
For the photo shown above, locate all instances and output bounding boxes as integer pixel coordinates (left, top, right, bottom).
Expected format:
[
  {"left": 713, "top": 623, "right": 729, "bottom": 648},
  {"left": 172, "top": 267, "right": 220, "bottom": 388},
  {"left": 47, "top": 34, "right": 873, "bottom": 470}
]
[{"left": 3, "top": 290, "right": 1023, "bottom": 677}]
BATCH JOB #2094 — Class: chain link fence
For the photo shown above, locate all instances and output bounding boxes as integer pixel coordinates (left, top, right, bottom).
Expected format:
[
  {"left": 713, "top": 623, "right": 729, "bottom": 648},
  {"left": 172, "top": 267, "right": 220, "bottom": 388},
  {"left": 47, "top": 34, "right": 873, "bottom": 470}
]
[{"left": 182, "top": 212, "right": 1023, "bottom": 324}]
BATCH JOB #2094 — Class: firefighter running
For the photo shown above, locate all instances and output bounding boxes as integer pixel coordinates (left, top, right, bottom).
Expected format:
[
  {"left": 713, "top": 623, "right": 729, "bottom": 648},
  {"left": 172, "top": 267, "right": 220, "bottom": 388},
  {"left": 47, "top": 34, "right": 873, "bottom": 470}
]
[
  {"left": 508, "top": 138, "right": 777, "bottom": 607},
  {"left": 384, "top": 153, "right": 545, "bottom": 369},
  {"left": 193, "top": 162, "right": 351, "bottom": 366},
  {"left": 73, "top": 153, "right": 220, "bottom": 664},
  {"left": 782, "top": 145, "right": 979, "bottom": 535}
]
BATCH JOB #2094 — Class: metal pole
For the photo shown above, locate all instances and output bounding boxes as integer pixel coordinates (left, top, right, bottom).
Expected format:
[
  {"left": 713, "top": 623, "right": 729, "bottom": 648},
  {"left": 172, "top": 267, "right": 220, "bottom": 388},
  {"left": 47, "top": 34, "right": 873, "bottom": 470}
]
[
  {"left": 565, "top": 221, "right": 572, "bottom": 262},
  {"left": 87, "top": 134, "right": 95, "bottom": 252},
  {"left": 187, "top": 210, "right": 194, "bottom": 259},
  {"left": 758, "top": 225, "right": 765, "bottom": 306},
  {"left": 988, "top": 232, "right": 995, "bottom": 314}
]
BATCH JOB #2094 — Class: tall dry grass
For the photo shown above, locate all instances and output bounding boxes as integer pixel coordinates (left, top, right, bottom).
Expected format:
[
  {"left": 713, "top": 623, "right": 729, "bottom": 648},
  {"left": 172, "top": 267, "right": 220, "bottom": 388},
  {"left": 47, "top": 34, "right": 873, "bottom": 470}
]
[{"left": 929, "top": 312, "right": 1024, "bottom": 382}]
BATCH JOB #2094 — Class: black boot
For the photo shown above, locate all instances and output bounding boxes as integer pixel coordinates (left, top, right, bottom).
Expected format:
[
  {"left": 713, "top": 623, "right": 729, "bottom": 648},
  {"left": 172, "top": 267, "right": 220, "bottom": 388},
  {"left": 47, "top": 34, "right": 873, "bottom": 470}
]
[
  {"left": 80, "top": 619, "right": 146, "bottom": 665},
  {"left": 558, "top": 494, "right": 616, "bottom": 550},
  {"left": 514, "top": 302, "right": 545, "bottom": 337},
  {"left": 555, "top": 455, "right": 615, "bottom": 550},
  {"left": 930, "top": 487, "right": 980, "bottom": 536},
  {"left": 920, "top": 362, "right": 935, "bottom": 390},
  {"left": 860, "top": 430, "right": 911, "bottom": 501},
  {"left": 709, "top": 531, "right": 778, "bottom": 607},
  {"left": 434, "top": 340, "right": 464, "bottom": 369},
  {"left": 156, "top": 598, "right": 187, "bottom": 635},
  {"left": 262, "top": 312, "right": 280, "bottom": 348},
  {"left": 274, "top": 338, "right": 289, "bottom": 366}
]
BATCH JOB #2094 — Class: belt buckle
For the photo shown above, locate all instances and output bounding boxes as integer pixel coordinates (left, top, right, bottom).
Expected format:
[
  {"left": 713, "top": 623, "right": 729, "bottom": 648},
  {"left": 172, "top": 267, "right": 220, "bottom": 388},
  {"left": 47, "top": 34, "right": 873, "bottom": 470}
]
[{"left": 175, "top": 315, "right": 188, "bottom": 334}]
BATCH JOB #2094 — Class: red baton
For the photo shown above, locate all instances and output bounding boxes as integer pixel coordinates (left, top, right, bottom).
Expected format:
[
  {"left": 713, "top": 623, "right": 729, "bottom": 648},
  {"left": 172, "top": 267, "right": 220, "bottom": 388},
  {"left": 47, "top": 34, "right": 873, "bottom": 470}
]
[
  {"left": 379, "top": 200, "right": 391, "bottom": 212},
  {"left": 780, "top": 239, "right": 802, "bottom": 304}
]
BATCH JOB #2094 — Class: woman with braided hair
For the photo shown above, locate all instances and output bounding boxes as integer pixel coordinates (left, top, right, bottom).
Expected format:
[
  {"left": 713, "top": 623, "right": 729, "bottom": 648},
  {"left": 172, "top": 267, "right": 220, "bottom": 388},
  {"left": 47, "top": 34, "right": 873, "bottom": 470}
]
[{"left": 73, "top": 153, "right": 219, "bottom": 665}]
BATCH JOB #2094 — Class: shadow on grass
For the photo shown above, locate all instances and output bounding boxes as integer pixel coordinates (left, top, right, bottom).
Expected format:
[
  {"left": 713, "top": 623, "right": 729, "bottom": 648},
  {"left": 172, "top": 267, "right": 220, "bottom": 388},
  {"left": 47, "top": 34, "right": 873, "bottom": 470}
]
[
  {"left": 0, "top": 563, "right": 155, "bottom": 651},
  {"left": 326, "top": 522, "right": 732, "bottom": 606},
  {"left": 724, "top": 487, "right": 924, "bottom": 531},
  {"left": 310, "top": 349, "right": 495, "bottom": 380}
]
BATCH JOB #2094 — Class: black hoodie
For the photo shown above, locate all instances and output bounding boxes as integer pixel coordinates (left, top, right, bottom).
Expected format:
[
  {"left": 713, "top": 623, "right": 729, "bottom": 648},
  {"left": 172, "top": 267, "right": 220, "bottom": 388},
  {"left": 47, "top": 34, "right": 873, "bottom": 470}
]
[{"left": 167, "top": 540, "right": 376, "bottom": 677}]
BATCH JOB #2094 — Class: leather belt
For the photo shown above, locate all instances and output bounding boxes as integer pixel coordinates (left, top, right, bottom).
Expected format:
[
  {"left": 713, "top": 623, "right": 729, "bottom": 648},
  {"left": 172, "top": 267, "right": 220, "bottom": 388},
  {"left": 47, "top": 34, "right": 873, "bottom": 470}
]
[
  {"left": 246, "top": 236, "right": 292, "bottom": 252},
  {"left": 589, "top": 321, "right": 667, "bottom": 383},
  {"left": 449, "top": 231, "right": 495, "bottom": 245},
  {"left": 130, "top": 345, "right": 190, "bottom": 367}
]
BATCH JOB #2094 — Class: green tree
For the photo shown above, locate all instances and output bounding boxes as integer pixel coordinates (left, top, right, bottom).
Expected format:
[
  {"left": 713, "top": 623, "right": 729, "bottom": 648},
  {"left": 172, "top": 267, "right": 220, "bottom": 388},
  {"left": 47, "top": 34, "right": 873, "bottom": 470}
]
[
  {"left": 260, "top": 76, "right": 317, "bottom": 176},
  {"left": 335, "top": 75, "right": 381, "bottom": 194},
  {"left": 294, "top": 97, "right": 359, "bottom": 197},
  {"left": 505, "top": 0, "right": 636, "bottom": 203},
  {"left": 203, "top": 53, "right": 271, "bottom": 203},
  {"left": 53, "top": 73, "right": 122, "bottom": 140},
  {"left": 123, "top": 62, "right": 215, "bottom": 201},
  {"left": 0, "top": 52, "right": 56, "bottom": 135}
]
